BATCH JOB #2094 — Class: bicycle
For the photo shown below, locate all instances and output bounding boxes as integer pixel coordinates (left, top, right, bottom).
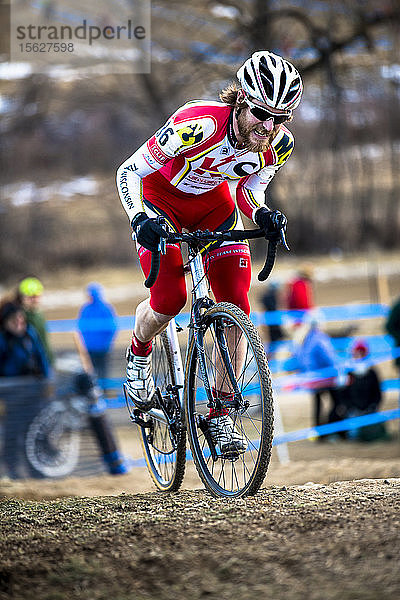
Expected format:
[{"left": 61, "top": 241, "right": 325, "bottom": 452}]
[
  {"left": 25, "top": 370, "right": 128, "bottom": 478},
  {"left": 25, "top": 393, "right": 85, "bottom": 478},
  {"left": 124, "top": 220, "right": 287, "bottom": 498}
]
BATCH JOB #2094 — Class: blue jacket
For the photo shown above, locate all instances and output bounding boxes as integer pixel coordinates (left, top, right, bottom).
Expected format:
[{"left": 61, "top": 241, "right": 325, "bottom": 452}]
[
  {"left": 285, "top": 327, "right": 338, "bottom": 375},
  {"left": 0, "top": 324, "right": 49, "bottom": 377},
  {"left": 78, "top": 290, "right": 117, "bottom": 353}
]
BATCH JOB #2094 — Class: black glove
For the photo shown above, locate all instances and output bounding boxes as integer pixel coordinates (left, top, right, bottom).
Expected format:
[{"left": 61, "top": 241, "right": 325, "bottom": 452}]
[
  {"left": 255, "top": 207, "right": 287, "bottom": 237},
  {"left": 131, "top": 213, "right": 167, "bottom": 252}
]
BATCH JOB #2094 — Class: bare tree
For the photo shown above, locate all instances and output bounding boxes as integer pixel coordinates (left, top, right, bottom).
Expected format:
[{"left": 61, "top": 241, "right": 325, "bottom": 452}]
[{"left": 1, "top": 0, "right": 400, "bottom": 278}]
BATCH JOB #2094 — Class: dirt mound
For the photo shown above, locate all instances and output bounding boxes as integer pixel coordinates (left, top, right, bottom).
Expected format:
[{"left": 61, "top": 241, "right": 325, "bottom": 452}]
[{"left": 1, "top": 478, "right": 399, "bottom": 600}]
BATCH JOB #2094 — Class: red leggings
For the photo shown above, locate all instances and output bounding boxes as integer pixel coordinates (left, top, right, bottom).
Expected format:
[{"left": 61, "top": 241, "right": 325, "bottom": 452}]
[
  {"left": 137, "top": 173, "right": 252, "bottom": 316},
  {"left": 139, "top": 244, "right": 251, "bottom": 316}
]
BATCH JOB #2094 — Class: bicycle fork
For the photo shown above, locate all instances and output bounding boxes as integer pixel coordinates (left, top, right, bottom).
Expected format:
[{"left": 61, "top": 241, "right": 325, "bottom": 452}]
[{"left": 189, "top": 252, "right": 245, "bottom": 412}]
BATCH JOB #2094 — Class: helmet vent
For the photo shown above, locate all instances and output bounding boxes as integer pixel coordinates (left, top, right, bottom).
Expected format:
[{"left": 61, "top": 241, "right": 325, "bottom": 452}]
[
  {"left": 278, "top": 71, "right": 287, "bottom": 102},
  {"left": 260, "top": 72, "right": 274, "bottom": 101}
]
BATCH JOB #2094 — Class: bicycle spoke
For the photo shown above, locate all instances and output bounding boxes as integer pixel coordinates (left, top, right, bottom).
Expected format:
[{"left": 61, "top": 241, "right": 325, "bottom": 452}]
[
  {"left": 185, "top": 303, "right": 274, "bottom": 497},
  {"left": 138, "top": 331, "right": 186, "bottom": 492}
]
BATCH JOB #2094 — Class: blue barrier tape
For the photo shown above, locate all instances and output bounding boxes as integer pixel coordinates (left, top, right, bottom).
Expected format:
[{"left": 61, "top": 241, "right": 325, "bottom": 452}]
[
  {"left": 268, "top": 334, "right": 395, "bottom": 353},
  {"left": 272, "top": 408, "right": 400, "bottom": 445},
  {"left": 47, "top": 303, "right": 390, "bottom": 333},
  {"left": 100, "top": 337, "right": 400, "bottom": 394},
  {"left": 256, "top": 304, "right": 389, "bottom": 326},
  {"left": 47, "top": 314, "right": 189, "bottom": 333},
  {"left": 382, "top": 379, "right": 400, "bottom": 391},
  {"left": 273, "top": 346, "right": 400, "bottom": 392},
  {"left": 102, "top": 377, "right": 400, "bottom": 404},
  {"left": 120, "top": 408, "right": 400, "bottom": 469},
  {"left": 105, "top": 396, "right": 126, "bottom": 409}
]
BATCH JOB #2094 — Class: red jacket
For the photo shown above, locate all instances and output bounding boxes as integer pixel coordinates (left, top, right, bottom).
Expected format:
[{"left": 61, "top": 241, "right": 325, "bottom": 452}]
[{"left": 287, "top": 277, "right": 314, "bottom": 310}]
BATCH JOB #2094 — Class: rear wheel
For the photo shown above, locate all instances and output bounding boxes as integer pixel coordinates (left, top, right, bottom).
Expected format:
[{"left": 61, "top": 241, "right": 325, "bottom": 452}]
[
  {"left": 135, "top": 331, "right": 186, "bottom": 491},
  {"left": 184, "top": 302, "right": 273, "bottom": 498}
]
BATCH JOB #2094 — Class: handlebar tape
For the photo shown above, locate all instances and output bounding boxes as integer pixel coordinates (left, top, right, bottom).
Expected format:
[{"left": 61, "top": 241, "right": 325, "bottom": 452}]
[
  {"left": 144, "top": 251, "right": 161, "bottom": 288},
  {"left": 258, "top": 240, "right": 278, "bottom": 282},
  {"left": 143, "top": 229, "right": 281, "bottom": 288}
]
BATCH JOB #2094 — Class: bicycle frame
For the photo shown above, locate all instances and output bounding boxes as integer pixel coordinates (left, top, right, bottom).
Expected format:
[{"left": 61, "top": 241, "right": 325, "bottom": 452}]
[
  {"left": 142, "top": 250, "right": 205, "bottom": 425},
  {"left": 142, "top": 247, "right": 218, "bottom": 425},
  {"left": 131, "top": 224, "right": 280, "bottom": 496},
  {"left": 140, "top": 226, "right": 281, "bottom": 426}
]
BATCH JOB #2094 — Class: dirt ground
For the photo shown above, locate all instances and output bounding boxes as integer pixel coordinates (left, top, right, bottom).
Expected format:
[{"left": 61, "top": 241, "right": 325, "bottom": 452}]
[
  {"left": 1, "top": 371, "right": 399, "bottom": 600},
  {"left": 0, "top": 479, "right": 399, "bottom": 600},
  {"left": 1, "top": 401, "right": 399, "bottom": 501},
  {"left": 1, "top": 255, "right": 400, "bottom": 599}
]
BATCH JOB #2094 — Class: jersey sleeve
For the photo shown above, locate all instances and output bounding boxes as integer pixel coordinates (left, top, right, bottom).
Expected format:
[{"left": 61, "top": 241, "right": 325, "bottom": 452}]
[
  {"left": 236, "top": 128, "right": 295, "bottom": 222},
  {"left": 116, "top": 103, "right": 218, "bottom": 223}
]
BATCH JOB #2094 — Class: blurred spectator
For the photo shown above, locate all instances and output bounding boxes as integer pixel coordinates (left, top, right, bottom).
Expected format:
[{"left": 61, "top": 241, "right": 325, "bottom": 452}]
[
  {"left": 0, "top": 301, "right": 49, "bottom": 378},
  {"left": 41, "top": 0, "right": 55, "bottom": 20},
  {"left": 259, "top": 281, "right": 284, "bottom": 358},
  {"left": 385, "top": 295, "right": 400, "bottom": 374},
  {"left": 347, "top": 340, "right": 382, "bottom": 413},
  {"left": 284, "top": 311, "right": 347, "bottom": 436},
  {"left": 0, "top": 293, "right": 128, "bottom": 478},
  {"left": 0, "top": 301, "right": 49, "bottom": 479},
  {"left": 286, "top": 263, "right": 315, "bottom": 312},
  {"left": 77, "top": 283, "right": 117, "bottom": 386},
  {"left": 344, "top": 340, "right": 388, "bottom": 442},
  {"left": 14, "top": 276, "right": 54, "bottom": 365}
]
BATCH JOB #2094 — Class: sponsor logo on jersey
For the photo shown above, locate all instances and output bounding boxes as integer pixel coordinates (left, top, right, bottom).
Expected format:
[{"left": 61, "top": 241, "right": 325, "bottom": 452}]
[
  {"left": 147, "top": 137, "right": 170, "bottom": 164},
  {"left": 119, "top": 169, "right": 135, "bottom": 208},
  {"left": 192, "top": 154, "right": 259, "bottom": 179},
  {"left": 177, "top": 123, "right": 204, "bottom": 146}
]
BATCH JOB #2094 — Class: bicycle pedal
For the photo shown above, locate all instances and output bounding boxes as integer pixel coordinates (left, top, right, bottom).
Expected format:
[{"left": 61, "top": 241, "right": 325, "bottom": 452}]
[{"left": 131, "top": 410, "right": 152, "bottom": 428}]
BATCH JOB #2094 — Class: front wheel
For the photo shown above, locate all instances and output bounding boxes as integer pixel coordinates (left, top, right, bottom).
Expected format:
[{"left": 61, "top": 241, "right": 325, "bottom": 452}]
[
  {"left": 135, "top": 331, "right": 186, "bottom": 492},
  {"left": 184, "top": 302, "right": 274, "bottom": 498}
]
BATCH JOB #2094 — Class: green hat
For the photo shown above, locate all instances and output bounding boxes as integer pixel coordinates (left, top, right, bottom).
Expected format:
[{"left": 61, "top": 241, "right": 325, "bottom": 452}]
[{"left": 19, "top": 277, "right": 44, "bottom": 297}]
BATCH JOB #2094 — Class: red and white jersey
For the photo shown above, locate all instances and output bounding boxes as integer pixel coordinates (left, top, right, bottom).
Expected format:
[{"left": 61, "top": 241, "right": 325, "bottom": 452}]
[{"left": 117, "top": 100, "right": 294, "bottom": 224}]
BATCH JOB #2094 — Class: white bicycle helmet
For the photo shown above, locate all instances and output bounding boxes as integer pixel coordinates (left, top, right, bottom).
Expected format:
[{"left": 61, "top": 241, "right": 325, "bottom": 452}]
[{"left": 237, "top": 51, "right": 303, "bottom": 111}]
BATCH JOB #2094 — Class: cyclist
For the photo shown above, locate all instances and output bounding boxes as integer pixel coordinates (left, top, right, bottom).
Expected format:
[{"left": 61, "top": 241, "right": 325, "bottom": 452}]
[
  {"left": 116, "top": 50, "right": 303, "bottom": 456},
  {"left": 14, "top": 277, "right": 54, "bottom": 365}
]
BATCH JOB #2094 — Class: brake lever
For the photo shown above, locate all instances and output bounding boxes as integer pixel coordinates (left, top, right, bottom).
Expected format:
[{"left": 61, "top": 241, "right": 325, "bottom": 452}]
[
  {"left": 280, "top": 228, "right": 290, "bottom": 251},
  {"left": 155, "top": 216, "right": 168, "bottom": 254},
  {"left": 159, "top": 237, "right": 167, "bottom": 255}
]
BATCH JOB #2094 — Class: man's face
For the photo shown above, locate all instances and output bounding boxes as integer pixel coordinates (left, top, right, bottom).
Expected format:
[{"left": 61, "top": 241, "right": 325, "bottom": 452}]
[
  {"left": 234, "top": 90, "right": 291, "bottom": 152},
  {"left": 22, "top": 295, "right": 40, "bottom": 310}
]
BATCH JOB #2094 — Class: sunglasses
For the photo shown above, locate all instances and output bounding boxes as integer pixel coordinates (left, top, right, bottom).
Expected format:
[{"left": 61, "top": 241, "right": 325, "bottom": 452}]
[{"left": 243, "top": 96, "right": 291, "bottom": 124}]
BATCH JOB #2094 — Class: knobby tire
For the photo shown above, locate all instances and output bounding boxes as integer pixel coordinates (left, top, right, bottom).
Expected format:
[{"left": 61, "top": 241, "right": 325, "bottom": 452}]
[
  {"left": 184, "top": 302, "right": 274, "bottom": 498},
  {"left": 139, "top": 331, "right": 186, "bottom": 492}
]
